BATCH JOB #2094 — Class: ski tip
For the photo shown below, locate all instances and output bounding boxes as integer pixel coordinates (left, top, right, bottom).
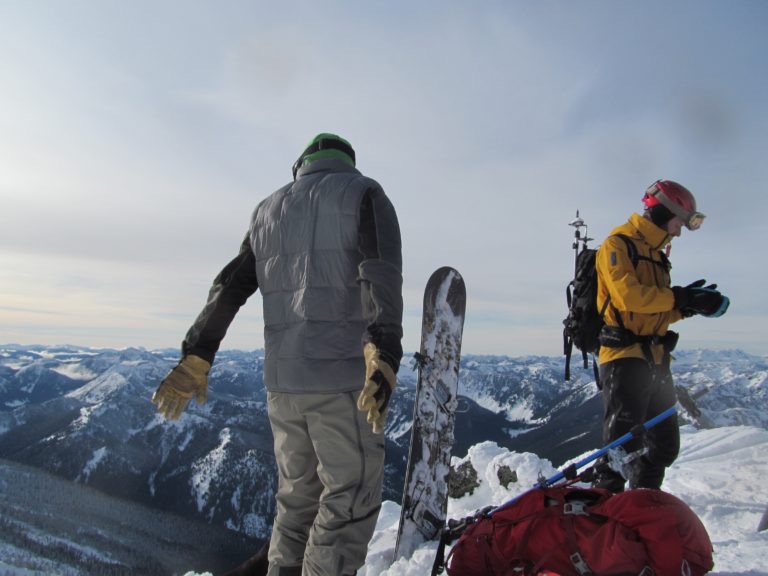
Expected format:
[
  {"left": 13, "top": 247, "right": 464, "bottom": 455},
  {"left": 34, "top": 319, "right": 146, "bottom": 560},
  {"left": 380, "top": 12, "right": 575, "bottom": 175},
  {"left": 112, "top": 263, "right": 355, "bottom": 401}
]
[
  {"left": 427, "top": 267, "right": 466, "bottom": 297},
  {"left": 429, "top": 266, "right": 463, "bottom": 282}
]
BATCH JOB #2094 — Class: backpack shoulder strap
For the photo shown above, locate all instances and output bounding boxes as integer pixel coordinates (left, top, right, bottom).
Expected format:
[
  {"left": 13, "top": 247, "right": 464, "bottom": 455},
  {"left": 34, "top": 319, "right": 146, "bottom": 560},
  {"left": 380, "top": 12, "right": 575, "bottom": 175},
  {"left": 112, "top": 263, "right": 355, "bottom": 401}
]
[
  {"left": 612, "top": 233, "right": 639, "bottom": 268},
  {"left": 603, "top": 234, "right": 638, "bottom": 333},
  {"left": 658, "top": 249, "right": 671, "bottom": 272},
  {"left": 614, "top": 232, "right": 670, "bottom": 272}
]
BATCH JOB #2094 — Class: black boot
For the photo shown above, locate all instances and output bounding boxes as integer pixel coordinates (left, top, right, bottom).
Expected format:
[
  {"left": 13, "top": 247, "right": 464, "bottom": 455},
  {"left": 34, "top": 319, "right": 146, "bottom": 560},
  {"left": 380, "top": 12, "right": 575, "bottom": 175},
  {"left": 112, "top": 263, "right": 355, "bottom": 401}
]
[
  {"left": 591, "top": 458, "right": 626, "bottom": 493},
  {"left": 630, "top": 455, "right": 665, "bottom": 490},
  {"left": 219, "top": 541, "right": 270, "bottom": 576}
]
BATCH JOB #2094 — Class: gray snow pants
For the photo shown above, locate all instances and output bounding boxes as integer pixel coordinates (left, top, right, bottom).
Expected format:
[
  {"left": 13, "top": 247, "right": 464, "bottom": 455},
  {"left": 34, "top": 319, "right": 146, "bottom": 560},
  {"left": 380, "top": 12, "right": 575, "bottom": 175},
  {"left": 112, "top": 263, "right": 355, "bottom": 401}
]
[{"left": 266, "top": 391, "right": 385, "bottom": 576}]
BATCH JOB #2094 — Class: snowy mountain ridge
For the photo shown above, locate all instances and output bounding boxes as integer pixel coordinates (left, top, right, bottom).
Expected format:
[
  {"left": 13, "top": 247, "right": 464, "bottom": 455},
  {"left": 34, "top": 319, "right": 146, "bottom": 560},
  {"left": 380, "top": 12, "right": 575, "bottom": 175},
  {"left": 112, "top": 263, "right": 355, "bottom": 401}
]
[{"left": 0, "top": 344, "right": 766, "bottom": 573}]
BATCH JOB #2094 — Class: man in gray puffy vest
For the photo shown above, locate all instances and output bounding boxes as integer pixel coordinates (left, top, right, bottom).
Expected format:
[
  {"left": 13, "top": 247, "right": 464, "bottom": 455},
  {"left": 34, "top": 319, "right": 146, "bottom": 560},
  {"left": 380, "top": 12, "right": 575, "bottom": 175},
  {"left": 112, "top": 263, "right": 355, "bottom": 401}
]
[{"left": 152, "top": 133, "right": 403, "bottom": 576}]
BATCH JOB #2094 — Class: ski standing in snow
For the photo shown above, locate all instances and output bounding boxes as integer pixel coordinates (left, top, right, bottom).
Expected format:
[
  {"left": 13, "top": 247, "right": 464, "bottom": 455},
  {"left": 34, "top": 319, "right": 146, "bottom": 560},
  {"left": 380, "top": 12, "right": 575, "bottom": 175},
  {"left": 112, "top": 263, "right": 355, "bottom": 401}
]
[{"left": 394, "top": 267, "right": 466, "bottom": 563}]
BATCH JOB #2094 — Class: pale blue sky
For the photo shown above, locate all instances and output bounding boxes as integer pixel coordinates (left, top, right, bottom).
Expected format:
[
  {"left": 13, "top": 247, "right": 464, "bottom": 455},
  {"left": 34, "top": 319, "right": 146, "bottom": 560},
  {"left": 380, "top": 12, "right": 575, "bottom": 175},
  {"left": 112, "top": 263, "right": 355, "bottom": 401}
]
[{"left": 2, "top": 1, "right": 767, "bottom": 356}]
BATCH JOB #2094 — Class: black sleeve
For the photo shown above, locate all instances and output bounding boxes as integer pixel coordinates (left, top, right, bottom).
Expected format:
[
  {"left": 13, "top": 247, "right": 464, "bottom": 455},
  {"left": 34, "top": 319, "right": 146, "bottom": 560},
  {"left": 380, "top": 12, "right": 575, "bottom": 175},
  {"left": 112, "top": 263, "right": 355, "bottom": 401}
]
[
  {"left": 181, "top": 234, "right": 259, "bottom": 363},
  {"left": 358, "top": 187, "right": 404, "bottom": 370}
]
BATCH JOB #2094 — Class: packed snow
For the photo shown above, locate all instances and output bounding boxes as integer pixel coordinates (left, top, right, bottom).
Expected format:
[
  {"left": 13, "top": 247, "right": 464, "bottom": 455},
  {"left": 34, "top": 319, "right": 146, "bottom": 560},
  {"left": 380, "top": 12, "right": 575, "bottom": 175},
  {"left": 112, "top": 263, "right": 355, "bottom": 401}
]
[{"left": 185, "top": 424, "right": 768, "bottom": 576}]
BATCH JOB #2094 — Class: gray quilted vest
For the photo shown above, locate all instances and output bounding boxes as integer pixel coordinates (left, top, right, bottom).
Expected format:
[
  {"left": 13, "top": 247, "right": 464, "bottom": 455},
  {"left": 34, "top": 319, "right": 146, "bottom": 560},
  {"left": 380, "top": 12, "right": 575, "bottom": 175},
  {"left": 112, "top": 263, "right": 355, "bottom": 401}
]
[{"left": 250, "top": 159, "right": 372, "bottom": 393}]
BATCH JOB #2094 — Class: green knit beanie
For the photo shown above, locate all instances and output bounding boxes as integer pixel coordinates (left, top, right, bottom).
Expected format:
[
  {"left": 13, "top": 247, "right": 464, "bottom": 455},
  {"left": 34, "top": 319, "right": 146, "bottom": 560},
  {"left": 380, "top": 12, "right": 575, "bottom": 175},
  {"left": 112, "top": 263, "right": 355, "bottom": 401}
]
[{"left": 293, "top": 133, "right": 355, "bottom": 176}]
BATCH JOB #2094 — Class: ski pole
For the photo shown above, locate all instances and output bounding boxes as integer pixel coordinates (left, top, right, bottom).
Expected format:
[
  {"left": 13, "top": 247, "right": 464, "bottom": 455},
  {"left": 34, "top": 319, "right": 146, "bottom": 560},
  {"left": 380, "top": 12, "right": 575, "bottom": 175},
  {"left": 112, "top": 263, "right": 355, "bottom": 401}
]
[{"left": 488, "top": 406, "right": 677, "bottom": 516}]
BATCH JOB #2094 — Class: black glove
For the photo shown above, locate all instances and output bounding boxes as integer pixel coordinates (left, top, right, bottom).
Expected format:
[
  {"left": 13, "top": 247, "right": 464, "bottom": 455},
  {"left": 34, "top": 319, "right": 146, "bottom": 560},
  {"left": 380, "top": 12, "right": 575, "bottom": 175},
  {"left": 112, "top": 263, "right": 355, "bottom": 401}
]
[
  {"left": 673, "top": 282, "right": 729, "bottom": 318},
  {"left": 684, "top": 279, "right": 718, "bottom": 291},
  {"left": 675, "top": 280, "right": 717, "bottom": 318}
]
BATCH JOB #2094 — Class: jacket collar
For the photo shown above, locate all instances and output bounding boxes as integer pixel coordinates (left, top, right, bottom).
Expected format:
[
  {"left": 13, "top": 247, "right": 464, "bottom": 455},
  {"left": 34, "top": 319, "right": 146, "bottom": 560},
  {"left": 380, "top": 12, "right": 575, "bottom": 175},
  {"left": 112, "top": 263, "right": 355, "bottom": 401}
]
[
  {"left": 629, "top": 212, "right": 671, "bottom": 250},
  {"left": 295, "top": 158, "right": 361, "bottom": 179}
]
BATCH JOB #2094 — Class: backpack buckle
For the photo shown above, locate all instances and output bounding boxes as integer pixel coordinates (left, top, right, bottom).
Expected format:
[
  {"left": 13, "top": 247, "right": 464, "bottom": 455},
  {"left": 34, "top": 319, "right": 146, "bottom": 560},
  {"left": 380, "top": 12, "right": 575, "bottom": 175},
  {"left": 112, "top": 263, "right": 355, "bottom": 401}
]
[
  {"left": 564, "top": 501, "right": 588, "bottom": 516},
  {"left": 570, "top": 552, "right": 593, "bottom": 575}
]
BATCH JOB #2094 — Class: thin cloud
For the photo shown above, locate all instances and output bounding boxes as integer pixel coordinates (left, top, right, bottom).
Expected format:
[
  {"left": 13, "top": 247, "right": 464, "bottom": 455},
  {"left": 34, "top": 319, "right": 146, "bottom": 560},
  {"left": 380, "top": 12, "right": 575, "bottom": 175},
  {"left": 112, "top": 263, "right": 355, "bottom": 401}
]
[{"left": 1, "top": 1, "right": 766, "bottom": 355}]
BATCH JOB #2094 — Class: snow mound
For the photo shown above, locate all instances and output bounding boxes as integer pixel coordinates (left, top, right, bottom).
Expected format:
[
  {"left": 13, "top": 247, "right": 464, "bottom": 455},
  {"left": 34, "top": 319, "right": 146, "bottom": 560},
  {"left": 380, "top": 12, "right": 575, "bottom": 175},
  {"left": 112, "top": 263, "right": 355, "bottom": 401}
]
[
  {"left": 186, "top": 425, "right": 768, "bottom": 575},
  {"left": 363, "top": 425, "right": 768, "bottom": 575}
]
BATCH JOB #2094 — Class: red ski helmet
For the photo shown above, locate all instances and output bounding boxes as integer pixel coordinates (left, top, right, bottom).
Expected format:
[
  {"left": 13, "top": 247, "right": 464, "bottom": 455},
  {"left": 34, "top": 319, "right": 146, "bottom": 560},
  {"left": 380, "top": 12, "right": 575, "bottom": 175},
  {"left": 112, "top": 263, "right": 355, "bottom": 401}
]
[{"left": 642, "top": 180, "right": 705, "bottom": 230}]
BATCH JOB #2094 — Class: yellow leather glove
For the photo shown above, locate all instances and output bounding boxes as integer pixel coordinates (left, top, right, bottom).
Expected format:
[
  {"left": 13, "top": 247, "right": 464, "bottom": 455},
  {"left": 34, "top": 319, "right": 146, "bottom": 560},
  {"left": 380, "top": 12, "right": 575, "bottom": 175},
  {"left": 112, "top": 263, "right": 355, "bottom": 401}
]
[
  {"left": 152, "top": 355, "right": 211, "bottom": 420},
  {"left": 357, "top": 343, "right": 397, "bottom": 434}
]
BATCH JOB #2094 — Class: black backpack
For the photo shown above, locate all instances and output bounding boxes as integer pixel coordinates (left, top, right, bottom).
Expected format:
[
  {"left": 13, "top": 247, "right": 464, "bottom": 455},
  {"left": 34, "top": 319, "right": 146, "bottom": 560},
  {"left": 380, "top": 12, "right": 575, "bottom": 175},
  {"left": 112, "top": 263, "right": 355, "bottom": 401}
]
[{"left": 563, "top": 234, "right": 637, "bottom": 381}]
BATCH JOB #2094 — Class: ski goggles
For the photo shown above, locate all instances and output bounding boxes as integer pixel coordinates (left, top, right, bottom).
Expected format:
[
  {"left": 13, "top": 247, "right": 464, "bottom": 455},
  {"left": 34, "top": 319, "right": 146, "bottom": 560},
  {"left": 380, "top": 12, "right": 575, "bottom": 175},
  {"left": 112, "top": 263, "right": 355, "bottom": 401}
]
[
  {"left": 645, "top": 183, "right": 706, "bottom": 230},
  {"left": 686, "top": 212, "right": 706, "bottom": 230}
]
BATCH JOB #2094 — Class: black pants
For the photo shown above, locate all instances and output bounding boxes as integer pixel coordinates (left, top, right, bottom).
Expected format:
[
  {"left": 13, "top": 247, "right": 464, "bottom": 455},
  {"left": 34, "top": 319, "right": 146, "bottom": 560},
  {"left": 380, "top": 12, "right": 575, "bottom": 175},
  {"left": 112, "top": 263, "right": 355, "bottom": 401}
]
[{"left": 594, "top": 357, "right": 679, "bottom": 492}]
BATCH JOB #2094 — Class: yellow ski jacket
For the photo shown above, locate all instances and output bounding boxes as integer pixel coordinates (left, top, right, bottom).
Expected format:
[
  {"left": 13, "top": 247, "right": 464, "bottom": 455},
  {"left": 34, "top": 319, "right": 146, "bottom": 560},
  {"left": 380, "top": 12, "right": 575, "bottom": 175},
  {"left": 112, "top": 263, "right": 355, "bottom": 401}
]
[{"left": 597, "top": 213, "right": 683, "bottom": 365}]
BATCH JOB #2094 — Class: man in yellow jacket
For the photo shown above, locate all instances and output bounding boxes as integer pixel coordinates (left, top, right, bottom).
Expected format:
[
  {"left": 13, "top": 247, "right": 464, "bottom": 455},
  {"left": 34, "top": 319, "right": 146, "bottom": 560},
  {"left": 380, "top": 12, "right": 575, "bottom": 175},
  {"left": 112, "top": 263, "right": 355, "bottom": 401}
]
[{"left": 593, "top": 180, "right": 729, "bottom": 492}]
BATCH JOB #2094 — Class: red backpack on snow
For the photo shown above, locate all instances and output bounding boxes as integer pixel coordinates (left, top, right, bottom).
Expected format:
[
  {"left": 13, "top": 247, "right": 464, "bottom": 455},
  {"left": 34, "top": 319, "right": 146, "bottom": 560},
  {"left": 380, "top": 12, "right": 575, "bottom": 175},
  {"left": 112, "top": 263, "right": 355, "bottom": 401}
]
[{"left": 446, "top": 486, "right": 713, "bottom": 576}]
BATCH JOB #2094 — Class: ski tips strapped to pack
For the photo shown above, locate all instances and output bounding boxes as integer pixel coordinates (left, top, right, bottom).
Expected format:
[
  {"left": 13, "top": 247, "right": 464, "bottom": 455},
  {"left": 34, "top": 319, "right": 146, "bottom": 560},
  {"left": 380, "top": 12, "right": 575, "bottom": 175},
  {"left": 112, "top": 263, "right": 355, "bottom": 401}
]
[
  {"left": 562, "top": 211, "right": 599, "bottom": 381},
  {"left": 562, "top": 212, "right": 641, "bottom": 383}
]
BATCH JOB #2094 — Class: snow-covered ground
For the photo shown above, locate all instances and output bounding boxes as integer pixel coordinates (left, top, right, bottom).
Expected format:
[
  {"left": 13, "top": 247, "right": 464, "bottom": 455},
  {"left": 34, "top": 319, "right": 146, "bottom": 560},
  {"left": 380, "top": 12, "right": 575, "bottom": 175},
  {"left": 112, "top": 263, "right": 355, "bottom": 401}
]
[{"left": 186, "top": 424, "right": 768, "bottom": 575}]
